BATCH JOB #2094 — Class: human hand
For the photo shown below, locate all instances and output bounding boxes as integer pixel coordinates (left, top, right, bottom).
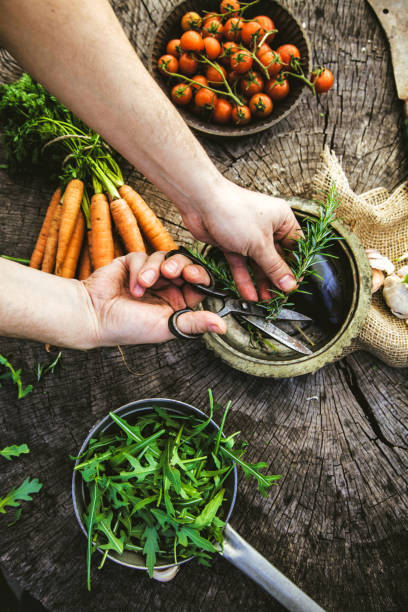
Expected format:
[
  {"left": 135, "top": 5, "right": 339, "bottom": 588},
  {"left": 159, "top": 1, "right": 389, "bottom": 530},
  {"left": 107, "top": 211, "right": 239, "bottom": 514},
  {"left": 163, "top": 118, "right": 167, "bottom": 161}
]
[
  {"left": 180, "top": 178, "right": 302, "bottom": 301},
  {"left": 82, "top": 251, "right": 227, "bottom": 347}
]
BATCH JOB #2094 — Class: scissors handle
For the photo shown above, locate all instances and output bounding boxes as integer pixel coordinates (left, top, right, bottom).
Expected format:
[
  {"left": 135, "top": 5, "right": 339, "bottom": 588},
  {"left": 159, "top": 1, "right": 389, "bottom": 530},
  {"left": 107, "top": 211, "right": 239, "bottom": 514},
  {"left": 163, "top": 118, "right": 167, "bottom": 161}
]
[
  {"left": 165, "top": 246, "right": 227, "bottom": 298},
  {"left": 168, "top": 307, "right": 199, "bottom": 340}
]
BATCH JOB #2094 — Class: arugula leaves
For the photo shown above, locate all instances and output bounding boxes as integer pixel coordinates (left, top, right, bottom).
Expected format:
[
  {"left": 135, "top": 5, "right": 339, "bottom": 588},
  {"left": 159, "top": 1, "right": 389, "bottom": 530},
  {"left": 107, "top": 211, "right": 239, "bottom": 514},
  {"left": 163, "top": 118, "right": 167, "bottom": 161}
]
[
  {"left": 0, "top": 443, "right": 29, "bottom": 461},
  {"left": 0, "top": 477, "right": 43, "bottom": 526},
  {"left": 75, "top": 392, "right": 281, "bottom": 588},
  {"left": 0, "top": 354, "right": 33, "bottom": 399}
]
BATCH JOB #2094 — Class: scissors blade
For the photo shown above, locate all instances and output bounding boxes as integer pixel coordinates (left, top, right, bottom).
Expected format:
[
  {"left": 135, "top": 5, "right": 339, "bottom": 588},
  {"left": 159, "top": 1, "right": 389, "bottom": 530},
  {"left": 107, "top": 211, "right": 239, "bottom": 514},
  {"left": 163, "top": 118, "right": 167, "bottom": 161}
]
[
  {"left": 276, "top": 308, "right": 313, "bottom": 322},
  {"left": 242, "top": 315, "right": 313, "bottom": 355}
]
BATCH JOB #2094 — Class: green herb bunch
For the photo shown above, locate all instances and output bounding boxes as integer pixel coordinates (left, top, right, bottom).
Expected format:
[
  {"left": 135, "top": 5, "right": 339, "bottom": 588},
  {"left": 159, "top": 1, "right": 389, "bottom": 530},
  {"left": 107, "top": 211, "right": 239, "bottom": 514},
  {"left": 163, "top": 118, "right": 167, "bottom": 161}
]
[{"left": 73, "top": 392, "right": 280, "bottom": 590}]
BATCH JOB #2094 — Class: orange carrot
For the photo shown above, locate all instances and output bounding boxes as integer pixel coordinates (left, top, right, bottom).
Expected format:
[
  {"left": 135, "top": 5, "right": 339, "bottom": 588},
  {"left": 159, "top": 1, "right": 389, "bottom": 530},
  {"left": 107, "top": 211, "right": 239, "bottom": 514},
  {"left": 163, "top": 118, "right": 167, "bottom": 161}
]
[
  {"left": 119, "top": 184, "right": 177, "bottom": 251},
  {"left": 90, "top": 193, "right": 114, "bottom": 269},
  {"left": 110, "top": 198, "right": 146, "bottom": 253},
  {"left": 60, "top": 213, "right": 85, "bottom": 278},
  {"left": 55, "top": 179, "right": 84, "bottom": 274},
  {"left": 41, "top": 199, "right": 63, "bottom": 273},
  {"left": 30, "top": 187, "right": 61, "bottom": 269},
  {"left": 78, "top": 238, "right": 92, "bottom": 280}
]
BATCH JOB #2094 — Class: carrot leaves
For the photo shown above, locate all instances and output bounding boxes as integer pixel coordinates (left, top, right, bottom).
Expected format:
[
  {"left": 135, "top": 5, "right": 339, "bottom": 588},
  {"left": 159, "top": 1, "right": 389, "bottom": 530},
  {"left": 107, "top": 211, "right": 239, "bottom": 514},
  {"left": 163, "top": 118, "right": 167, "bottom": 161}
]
[{"left": 74, "top": 392, "right": 280, "bottom": 588}]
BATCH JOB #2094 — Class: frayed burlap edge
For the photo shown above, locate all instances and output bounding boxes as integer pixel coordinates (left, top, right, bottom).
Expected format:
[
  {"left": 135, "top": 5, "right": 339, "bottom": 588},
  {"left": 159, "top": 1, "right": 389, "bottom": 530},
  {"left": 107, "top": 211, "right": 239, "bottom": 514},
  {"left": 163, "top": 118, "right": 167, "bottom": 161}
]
[{"left": 312, "top": 147, "right": 408, "bottom": 368}]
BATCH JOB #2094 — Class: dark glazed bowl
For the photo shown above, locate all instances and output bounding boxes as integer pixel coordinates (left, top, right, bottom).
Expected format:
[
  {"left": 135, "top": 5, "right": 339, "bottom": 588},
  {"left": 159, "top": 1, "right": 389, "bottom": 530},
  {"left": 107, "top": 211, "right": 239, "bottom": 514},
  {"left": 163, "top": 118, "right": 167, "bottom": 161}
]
[
  {"left": 148, "top": 0, "right": 312, "bottom": 137},
  {"left": 199, "top": 198, "right": 372, "bottom": 377},
  {"left": 72, "top": 398, "right": 238, "bottom": 572}
]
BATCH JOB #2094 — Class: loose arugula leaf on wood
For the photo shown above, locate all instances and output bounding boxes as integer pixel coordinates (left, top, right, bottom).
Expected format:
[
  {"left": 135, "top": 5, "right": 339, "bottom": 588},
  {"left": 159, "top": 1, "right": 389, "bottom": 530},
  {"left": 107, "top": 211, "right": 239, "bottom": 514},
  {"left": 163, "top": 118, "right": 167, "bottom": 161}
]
[
  {"left": 0, "top": 354, "right": 33, "bottom": 399},
  {"left": 75, "top": 392, "right": 281, "bottom": 589},
  {"left": 0, "top": 477, "right": 43, "bottom": 525},
  {"left": 0, "top": 443, "right": 29, "bottom": 461}
]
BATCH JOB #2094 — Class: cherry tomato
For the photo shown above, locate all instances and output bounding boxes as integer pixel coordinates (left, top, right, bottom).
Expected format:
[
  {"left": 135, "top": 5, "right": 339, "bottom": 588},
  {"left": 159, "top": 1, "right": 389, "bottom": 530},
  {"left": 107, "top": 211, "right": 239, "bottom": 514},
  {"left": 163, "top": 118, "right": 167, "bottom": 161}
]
[
  {"left": 230, "top": 50, "right": 253, "bottom": 74},
  {"left": 203, "top": 12, "right": 218, "bottom": 24},
  {"left": 223, "top": 17, "right": 243, "bottom": 41},
  {"left": 220, "top": 0, "right": 241, "bottom": 17},
  {"left": 203, "top": 36, "right": 222, "bottom": 60},
  {"left": 166, "top": 39, "right": 182, "bottom": 58},
  {"left": 195, "top": 87, "right": 218, "bottom": 111},
  {"left": 179, "top": 52, "right": 198, "bottom": 76},
  {"left": 240, "top": 21, "right": 265, "bottom": 47},
  {"left": 157, "top": 54, "right": 179, "bottom": 76},
  {"left": 312, "top": 68, "right": 334, "bottom": 93},
  {"left": 249, "top": 93, "right": 273, "bottom": 117},
  {"left": 220, "top": 41, "right": 239, "bottom": 66},
  {"left": 255, "top": 43, "right": 272, "bottom": 59},
  {"left": 276, "top": 44, "right": 301, "bottom": 68},
  {"left": 191, "top": 74, "right": 208, "bottom": 91},
  {"left": 181, "top": 11, "right": 202, "bottom": 31},
  {"left": 205, "top": 64, "right": 227, "bottom": 84},
  {"left": 171, "top": 83, "right": 193, "bottom": 106},
  {"left": 241, "top": 70, "right": 264, "bottom": 98},
  {"left": 202, "top": 17, "right": 224, "bottom": 40},
  {"left": 264, "top": 77, "right": 290, "bottom": 100},
  {"left": 231, "top": 104, "right": 251, "bottom": 125},
  {"left": 213, "top": 98, "right": 233, "bottom": 123},
  {"left": 180, "top": 30, "right": 204, "bottom": 53},
  {"left": 253, "top": 15, "right": 276, "bottom": 43},
  {"left": 257, "top": 50, "right": 282, "bottom": 78}
]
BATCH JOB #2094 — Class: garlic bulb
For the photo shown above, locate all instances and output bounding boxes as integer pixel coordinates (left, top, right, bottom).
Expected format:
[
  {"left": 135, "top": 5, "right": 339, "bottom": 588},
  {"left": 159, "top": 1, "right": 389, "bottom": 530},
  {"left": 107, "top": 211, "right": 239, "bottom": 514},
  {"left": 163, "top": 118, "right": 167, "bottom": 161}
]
[
  {"left": 383, "top": 274, "right": 408, "bottom": 319},
  {"left": 365, "top": 249, "right": 395, "bottom": 275}
]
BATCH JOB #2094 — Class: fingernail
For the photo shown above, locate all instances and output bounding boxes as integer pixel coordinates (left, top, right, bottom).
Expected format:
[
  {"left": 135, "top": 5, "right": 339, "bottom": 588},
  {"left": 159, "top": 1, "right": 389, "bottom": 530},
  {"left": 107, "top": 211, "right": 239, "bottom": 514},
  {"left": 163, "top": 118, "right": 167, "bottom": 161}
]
[
  {"left": 165, "top": 260, "right": 178, "bottom": 274},
  {"left": 209, "top": 324, "right": 221, "bottom": 333},
  {"left": 132, "top": 282, "right": 144, "bottom": 297},
  {"left": 279, "top": 274, "right": 296, "bottom": 291},
  {"left": 140, "top": 269, "right": 155, "bottom": 285},
  {"left": 188, "top": 265, "right": 199, "bottom": 277}
]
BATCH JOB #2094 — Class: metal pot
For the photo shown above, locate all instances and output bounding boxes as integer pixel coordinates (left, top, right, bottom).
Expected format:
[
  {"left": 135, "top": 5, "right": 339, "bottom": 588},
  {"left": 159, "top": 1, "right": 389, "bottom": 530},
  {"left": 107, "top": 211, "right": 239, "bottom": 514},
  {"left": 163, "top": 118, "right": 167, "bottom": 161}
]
[{"left": 72, "top": 398, "right": 324, "bottom": 612}]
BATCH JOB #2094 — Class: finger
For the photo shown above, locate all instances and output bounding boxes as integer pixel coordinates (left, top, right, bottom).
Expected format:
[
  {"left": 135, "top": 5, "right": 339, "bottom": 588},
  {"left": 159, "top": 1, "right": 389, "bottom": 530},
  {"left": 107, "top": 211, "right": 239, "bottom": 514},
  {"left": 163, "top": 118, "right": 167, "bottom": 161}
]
[
  {"left": 276, "top": 215, "right": 303, "bottom": 250},
  {"left": 176, "top": 310, "right": 227, "bottom": 336},
  {"left": 252, "top": 262, "right": 271, "bottom": 301},
  {"left": 133, "top": 251, "right": 166, "bottom": 297},
  {"left": 122, "top": 252, "right": 149, "bottom": 298},
  {"left": 182, "top": 283, "right": 210, "bottom": 308},
  {"left": 224, "top": 252, "right": 258, "bottom": 301},
  {"left": 161, "top": 253, "right": 210, "bottom": 286},
  {"left": 254, "top": 243, "right": 297, "bottom": 293},
  {"left": 150, "top": 284, "right": 186, "bottom": 311}
]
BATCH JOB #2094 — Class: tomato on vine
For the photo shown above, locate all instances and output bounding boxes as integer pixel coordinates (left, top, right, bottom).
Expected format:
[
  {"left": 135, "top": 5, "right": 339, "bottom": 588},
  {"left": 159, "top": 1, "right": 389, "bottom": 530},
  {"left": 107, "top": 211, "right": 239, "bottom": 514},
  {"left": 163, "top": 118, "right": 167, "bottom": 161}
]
[
  {"left": 213, "top": 98, "right": 233, "bottom": 123},
  {"left": 231, "top": 104, "right": 251, "bottom": 125},
  {"left": 256, "top": 50, "right": 282, "bottom": 78},
  {"left": 277, "top": 44, "right": 301, "bottom": 68},
  {"left": 253, "top": 15, "right": 276, "bottom": 44},
  {"left": 157, "top": 54, "right": 179, "bottom": 76},
  {"left": 203, "top": 36, "right": 222, "bottom": 60},
  {"left": 191, "top": 74, "right": 208, "bottom": 91},
  {"left": 205, "top": 64, "right": 227, "bottom": 84},
  {"left": 241, "top": 71, "right": 264, "bottom": 98},
  {"left": 240, "top": 21, "right": 265, "bottom": 47},
  {"left": 312, "top": 68, "right": 334, "bottom": 93},
  {"left": 265, "top": 77, "right": 290, "bottom": 100},
  {"left": 230, "top": 50, "right": 253, "bottom": 74},
  {"left": 223, "top": 17, "right": 243, "bottom": 42},
  {"left": 180, "top": 30, "right": 205, "bottom": 52},
  {"left": 220, "top": 0, "right": 241, "bottom": 17},
  {"left": 179, "top": 52, "right": 199, "bottom": 76},
  {"left": 249, "top": 93, "right": 273, "bottom": 118},
  {"left": 166, "top": 39, "right": 181, "bottom": 57},
  {"left": 195, "top": 87, "right": 218, "bottom": 111},
  {"left": 181, "top": 12, "right": 202, "bottom": 31},
  {"left": 219, "top": 41, "right": 240, "bottom": 66},
  {"left": 171, "top": 83, "right": 193, "bottom": 106},
  {"left": 202, "top": 17, "right": 224, "bottom": 40}
]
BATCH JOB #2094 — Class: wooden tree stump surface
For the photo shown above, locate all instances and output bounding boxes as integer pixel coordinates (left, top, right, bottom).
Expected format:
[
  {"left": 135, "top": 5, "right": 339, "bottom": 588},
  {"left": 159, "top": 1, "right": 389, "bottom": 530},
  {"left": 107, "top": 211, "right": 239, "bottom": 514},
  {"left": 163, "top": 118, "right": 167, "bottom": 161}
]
[{"left": 0, "top": 1, "right": 407, "bottom": 611}]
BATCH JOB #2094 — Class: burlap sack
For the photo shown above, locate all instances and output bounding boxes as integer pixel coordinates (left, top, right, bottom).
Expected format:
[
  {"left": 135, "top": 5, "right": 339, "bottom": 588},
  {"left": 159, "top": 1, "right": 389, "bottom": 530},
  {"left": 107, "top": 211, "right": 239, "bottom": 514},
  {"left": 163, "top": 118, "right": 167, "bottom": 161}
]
[{"left": 312, "top": 147, "right": 408, "bottom": 367}]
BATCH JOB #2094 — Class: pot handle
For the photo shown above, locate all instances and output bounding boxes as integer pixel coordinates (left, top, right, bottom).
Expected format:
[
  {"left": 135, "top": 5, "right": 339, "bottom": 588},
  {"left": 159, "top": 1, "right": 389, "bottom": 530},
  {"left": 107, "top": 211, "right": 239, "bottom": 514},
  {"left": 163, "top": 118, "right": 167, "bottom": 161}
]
[{"left": 221, "top": 524, "right": 325, "bottom": 612}]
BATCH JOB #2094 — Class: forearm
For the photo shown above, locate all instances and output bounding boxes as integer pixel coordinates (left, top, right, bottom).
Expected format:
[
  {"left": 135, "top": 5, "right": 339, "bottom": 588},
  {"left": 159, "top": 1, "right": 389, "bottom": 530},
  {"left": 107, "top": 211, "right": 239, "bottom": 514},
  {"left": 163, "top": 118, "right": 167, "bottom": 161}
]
[
  {"left": 0, "top": 0, "right": 224, "bottom": 216},
  {"left": 0, "top": 259, "right": 98, "bottom": 349}
]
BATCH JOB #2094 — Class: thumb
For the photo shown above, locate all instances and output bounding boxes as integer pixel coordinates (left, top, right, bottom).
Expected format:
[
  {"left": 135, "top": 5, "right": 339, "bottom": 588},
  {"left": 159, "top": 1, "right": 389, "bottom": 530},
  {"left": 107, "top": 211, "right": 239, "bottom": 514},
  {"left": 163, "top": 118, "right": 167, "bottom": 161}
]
[
  {"left": 175, "top": 310, "right": 227, "bottom": 337},
  {"left": 255, "top": 243, "right": 297, "bottom": 292}
]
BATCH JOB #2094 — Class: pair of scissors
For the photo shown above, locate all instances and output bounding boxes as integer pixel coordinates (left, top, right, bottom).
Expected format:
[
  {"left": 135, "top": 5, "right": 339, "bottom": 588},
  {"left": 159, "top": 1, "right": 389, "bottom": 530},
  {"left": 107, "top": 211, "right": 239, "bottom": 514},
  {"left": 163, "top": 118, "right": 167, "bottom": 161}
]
[{"left": 166, "top": 247, "right": 313, "bottom": 356}]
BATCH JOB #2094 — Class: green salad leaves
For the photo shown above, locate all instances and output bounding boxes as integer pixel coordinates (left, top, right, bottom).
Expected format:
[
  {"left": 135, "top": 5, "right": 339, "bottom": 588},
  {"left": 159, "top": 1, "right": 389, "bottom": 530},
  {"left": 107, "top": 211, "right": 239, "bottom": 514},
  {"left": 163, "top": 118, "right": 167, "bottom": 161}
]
[{"left": 73, "top": 392, "right": 280, "bottom": 589}]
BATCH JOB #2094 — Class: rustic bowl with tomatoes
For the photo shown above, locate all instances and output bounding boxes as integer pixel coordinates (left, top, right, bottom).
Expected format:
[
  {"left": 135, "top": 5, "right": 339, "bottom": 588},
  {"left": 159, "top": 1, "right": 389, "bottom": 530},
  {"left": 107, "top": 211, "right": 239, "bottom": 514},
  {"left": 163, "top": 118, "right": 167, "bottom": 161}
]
[{"left": 148, "top": 0, "right": 312, "bottom": 137}]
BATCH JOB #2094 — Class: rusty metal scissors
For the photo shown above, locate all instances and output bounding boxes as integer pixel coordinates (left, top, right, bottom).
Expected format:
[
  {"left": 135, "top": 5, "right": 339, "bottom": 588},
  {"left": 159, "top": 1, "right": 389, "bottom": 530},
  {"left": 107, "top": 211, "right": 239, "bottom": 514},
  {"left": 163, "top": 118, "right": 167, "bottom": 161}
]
[{"left": 165, "top": 247, "right": 313, "bottom": 356}]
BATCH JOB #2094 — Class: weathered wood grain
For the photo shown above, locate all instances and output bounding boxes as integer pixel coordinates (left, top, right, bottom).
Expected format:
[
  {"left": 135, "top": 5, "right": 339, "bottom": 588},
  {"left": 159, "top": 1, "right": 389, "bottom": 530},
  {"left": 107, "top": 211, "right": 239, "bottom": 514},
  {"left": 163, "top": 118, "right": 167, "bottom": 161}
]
[{"left": 0, "top": 1, "right": 407, "bottom": 611}]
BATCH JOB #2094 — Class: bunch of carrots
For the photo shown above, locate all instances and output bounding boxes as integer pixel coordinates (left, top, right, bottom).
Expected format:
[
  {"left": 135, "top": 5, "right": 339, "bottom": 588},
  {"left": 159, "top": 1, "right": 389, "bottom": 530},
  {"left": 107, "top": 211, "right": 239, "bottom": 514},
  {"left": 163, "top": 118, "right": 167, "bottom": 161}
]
[
  {"left": 0, "top": 75, "right": 178, "bottom": 280},
  {"left": 29, "top": 170, "right": 178, "bottom": 280}
]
